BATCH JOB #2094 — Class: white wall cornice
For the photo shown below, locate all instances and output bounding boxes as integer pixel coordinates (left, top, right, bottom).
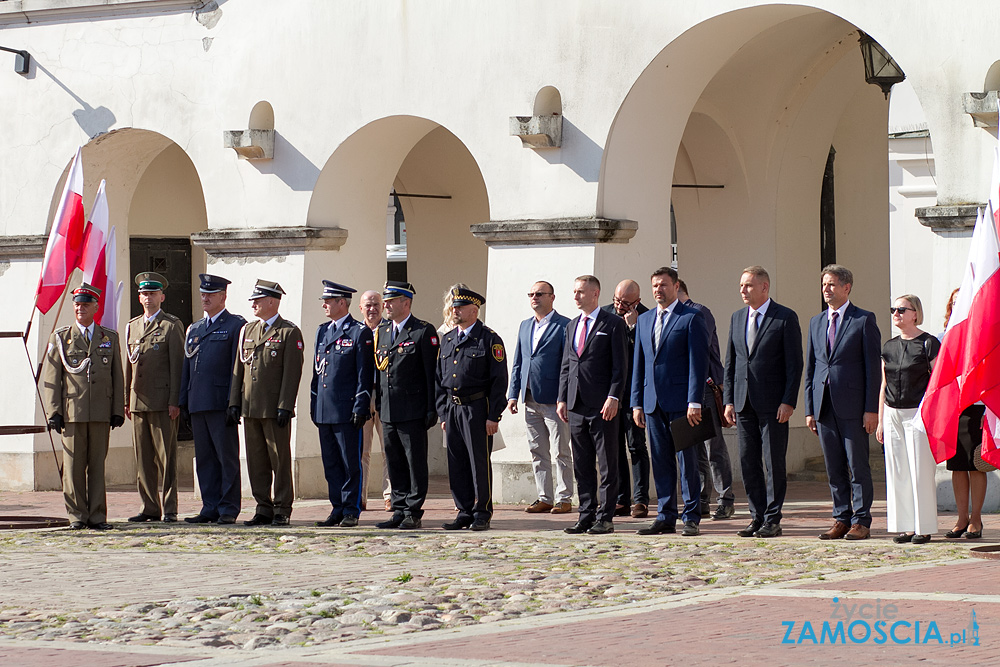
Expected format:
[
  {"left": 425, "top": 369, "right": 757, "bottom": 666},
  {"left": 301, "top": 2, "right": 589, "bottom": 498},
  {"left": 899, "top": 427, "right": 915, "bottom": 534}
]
[{"left": 0, "top": 0, "right": 205, "bottom": 25}]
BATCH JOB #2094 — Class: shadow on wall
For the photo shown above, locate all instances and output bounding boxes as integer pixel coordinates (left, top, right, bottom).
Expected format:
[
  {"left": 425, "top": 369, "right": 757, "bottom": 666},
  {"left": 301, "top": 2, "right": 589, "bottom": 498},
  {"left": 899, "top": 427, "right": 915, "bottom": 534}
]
[
  {"left": 32, "top": 62, "right": 117, "bottom": 139},
  {"left": 250, "top": 131, "right": 321, "bottom": 192},
  {"left": 538, "top": 117, "right": 602, "bottom": 183}
]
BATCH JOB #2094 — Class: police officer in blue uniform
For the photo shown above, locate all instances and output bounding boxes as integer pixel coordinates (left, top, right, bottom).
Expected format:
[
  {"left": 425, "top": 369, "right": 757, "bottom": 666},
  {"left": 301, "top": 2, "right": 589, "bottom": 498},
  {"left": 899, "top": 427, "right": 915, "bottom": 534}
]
[
  {"left": 310, "top": 280, "right": 375, "bottom": 528},
  {"left": 436, "top": 287, "right": 508, "bottom": 531},
  {"left": 179, "top": 274, "right": 247, "bottom": 524}
]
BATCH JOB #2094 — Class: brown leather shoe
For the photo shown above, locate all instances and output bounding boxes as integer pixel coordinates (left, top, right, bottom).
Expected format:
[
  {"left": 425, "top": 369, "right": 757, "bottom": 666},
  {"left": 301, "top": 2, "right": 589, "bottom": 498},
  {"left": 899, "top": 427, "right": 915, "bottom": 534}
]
[
  {"left": 844, "top": 524, "right": 871, "bottom": 540},
  {"left": 818, "top": 521, "right": 850, "bottom": 540},
  {"left": 550, "top": 502, "right": 572, "bottom": 514},
  {"left": 525, "top": 500, "right": 554, "bottom": 513},
  {"left": 384, "top": 499, "right": 392, "bottom": 512},
  {"left": 630, "top": 503, "right": 648, "bottom": 518}
]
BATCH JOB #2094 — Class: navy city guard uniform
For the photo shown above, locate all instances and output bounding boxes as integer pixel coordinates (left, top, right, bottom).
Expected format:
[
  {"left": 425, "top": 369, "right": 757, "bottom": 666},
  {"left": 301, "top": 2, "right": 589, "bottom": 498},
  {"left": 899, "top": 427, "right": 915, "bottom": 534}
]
[
  {"left": 310, "top": 281, "right": 375, "bottom": 527},
  {"left": 179, "top": 274, "right": 246, "bottom": 524},
  {"left": 436, "top": 288, "right": 508, "bottom": 530}
]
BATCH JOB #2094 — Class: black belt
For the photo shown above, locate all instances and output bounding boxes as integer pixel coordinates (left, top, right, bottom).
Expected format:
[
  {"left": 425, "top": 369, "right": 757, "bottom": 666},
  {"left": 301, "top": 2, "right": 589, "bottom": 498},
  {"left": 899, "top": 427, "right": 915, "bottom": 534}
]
[{"left": 451, "top": 390, "right": 486, "bottom": 405}]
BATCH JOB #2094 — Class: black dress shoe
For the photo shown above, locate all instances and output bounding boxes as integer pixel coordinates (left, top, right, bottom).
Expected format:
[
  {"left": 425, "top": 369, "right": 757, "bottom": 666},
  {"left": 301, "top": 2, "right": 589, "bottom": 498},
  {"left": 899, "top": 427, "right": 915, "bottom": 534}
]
[
  {"left": 315, "top": 513, "right": 343, "bottom": 527},
  {"left": 892, "top": 532, "right": 914, "bottom": 544},
  {"left": 587, "top": 520, "right": 614, "bottom": 535},
  {"left": 637, "top": 519, "right": 675, "bottom": 535},
  {"left": 564, "top": 520, "right": 595, "bottom": 534},
  {"left": 470, "top": 518, "right": 491, "bottom": 532},
  {"left": 340, "top": 515, "right": 359, "bottom": 528},
  {"left": 272, "top": 514, "right": 290, "bottom": 527},
  {"left": 184, "top": 514, "right": 215, "bottom": 524},
  {"left": 681, "top": 521, "right": 700, "bottom": 536},
  {"left": 945, "top": 525, "right": 969, "bottom": 538},
  {"left": 128, "top": 513, "right": 159, "bottom": 523},
  {"left": 964, "top": 527, "right": 983, "bottom": 539},
  {"left": 377, "top": 514, "right": 404, "bottom": 529},
  {"left": 737, "top": 520, "right": 763, "bottom": 537},
  {"left": 442, "top": 517, "right": 474, "bottom": 530},
  {"left": 754, "top": 522, "right": 782, "bottom": 538},
  {"left": 69, "top": 521, "right": 86, "bottom": 530},
  {"left": 162, "top": 514, "right": 178, "bottom": 523},
  {"left": 243, "top": 513, "right": 273, "bottom": 526},
  {"left": 399, "top": 516, "right": 422, "bottom": 529},
  {"left": 614, "top": 504, "right": 631, "bottom": 517},
  {"left": 217, "top": 515, "right": 237, "bottom": 525},
  {"left": 89, "top": 522, "right": 113, "bottom": 531},
  {"left": 911, "top": 534, "right": 931, "bottom": 544}
]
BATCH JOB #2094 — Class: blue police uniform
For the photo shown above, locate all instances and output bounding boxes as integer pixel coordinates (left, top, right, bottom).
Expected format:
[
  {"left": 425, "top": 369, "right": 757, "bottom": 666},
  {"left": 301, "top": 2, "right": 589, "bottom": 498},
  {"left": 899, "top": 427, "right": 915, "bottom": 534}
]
[
  {"left": 179, "top": 275, "right": 247, "bottom": 523},
  {"left": 310, "top": 282, "right": 375, "bottom": 524}
]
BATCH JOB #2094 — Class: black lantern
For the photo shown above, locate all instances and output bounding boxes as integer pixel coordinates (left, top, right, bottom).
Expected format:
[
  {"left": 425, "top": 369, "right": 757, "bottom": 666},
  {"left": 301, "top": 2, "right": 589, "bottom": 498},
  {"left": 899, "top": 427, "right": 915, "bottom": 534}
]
[
  {"left": 857, "top": 31, "right": 905, "bottom": 99},
  {"left": 0, "top": 46, "right": 30, "bottom": 75}
]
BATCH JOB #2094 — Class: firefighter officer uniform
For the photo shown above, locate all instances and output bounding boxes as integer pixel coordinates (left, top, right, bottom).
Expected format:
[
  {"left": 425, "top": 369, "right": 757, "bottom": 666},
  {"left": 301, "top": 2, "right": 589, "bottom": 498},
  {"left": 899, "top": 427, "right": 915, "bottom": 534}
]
[
  {"left": 310, "top": 280, "right": 375, "bottom": 528},
  {"left": 228, "top": 279, "right": 304, "bottom": 526},
  {"left": 125, "top": 272, "right": 185, "bottom": 522},
  {"left": 179, "top": 274, "right": 247, "bottom": 524},
  {"left": 42, "top": 283, "right": 125, "bottom": 530},
  {"left": 436, "top": 287, "right": 508, "bottom": 531}
]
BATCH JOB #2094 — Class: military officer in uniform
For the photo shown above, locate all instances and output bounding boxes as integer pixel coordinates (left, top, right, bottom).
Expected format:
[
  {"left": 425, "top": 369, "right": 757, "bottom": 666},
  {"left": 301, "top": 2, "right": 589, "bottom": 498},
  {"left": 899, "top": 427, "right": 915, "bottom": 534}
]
[
  {"left": 125, "top": 272, "right": 184, "bottom": 522},
  {"left": 436, "top": 287, "right": 508, "bottom": 531},
  {"left": 179, "top": 274, "right": 247, "bottom": 525},
  {"left": 42, "top": 283, "right": 125, "bottom": 530},
  {"left": 373, "top": 281, "right": 439, "bottom": 530},
  {"left": 310, "top": 280, "right": 375, "bottom": 527},
  {"left": 228, "top": 279, "right": 304, "bottom": 527}
]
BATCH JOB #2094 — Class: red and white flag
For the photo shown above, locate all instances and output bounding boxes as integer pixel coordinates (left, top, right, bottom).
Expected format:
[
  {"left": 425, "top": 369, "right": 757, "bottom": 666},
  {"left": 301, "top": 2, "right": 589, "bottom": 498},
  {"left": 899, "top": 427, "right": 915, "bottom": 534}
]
[
  {"left": 103, "top": 226, "right": 122, "bottom": 332},
  {"left": 80, "top": 180, "right": 110, "bottom": 324},
  {"left": 35, "top": 147, "right": 86, "bottom": 313}
]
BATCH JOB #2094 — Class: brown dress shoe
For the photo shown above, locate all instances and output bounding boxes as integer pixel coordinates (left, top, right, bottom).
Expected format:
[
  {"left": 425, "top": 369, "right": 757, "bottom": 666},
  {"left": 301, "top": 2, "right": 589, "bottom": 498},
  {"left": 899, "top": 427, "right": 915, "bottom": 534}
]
[
  {"left": 550, "top": 502, "right": 572, "bottom": 514},
  {"left": 630, "top": 503, "right": 649, "bottom": 518},
  {"left": 844, "top": 524, "right": 871, "bottom": 540},
  {"left": 818, "top": 521, "right": 850, "bottom": 540},
  {"left": 384, "top": 499, "right": 393, "bottom": 512},
  {"left": 525, "top": 500, "right": 554, "bottom": 513}
]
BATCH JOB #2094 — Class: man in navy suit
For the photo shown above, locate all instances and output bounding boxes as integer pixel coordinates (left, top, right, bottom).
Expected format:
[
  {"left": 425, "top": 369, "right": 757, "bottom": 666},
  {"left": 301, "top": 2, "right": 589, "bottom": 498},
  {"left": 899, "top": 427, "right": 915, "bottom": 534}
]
[
  {"left": 310, "top": 280, "right": 375, "bottom": 528},
  {"left": 557, "top": 275, "right": 627, "bottom": 535},
  {"left": 630, "top": 267, "right": 709, "bottom": 537},
  {"left": 179, "top": 274, "right": 246, "bottom": 525},
  {"left": 723, "top": 266, "right": 803, "bottom": 538},
  {"left": 507, "top": 281, "right": 573, "bottom": 514},
  {"left": 804, "top": 265, "right": 881, "bottom": 541}
]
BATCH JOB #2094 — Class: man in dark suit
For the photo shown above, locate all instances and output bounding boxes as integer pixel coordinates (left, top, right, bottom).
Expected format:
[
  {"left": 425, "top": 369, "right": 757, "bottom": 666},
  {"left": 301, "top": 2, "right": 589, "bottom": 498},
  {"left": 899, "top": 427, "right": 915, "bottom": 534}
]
[
  {"left": 723, "top": 266, "right": 803, "bottom": 538},
  {"left": 804, "top": 265, "right": 881, "bottom": 541},
  {"left": 557, "top": 275, "right": 627, "bottom": 535},
  {"left": 310, "top": 281, "right": 375, "bottom": 528},
  {"left": 373, "top": 281, "right": 440, "bottom": 530},
  {"left": 601, "top": 279, "right": 651, "bottom": 518},
  {"left": 631, "top": 267, "right": 709, "bottom": 537},
  {"left": 179, "top": 274, "right": 246, "bottom": 525},
  {"left": 507, "top": 281, "right": 573, "bottom": 514}
]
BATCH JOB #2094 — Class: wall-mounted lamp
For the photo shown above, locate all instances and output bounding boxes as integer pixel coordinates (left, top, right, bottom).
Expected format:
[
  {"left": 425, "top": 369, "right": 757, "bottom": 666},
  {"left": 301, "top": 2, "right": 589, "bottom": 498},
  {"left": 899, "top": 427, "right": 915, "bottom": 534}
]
[
  {"left": 857, "top": 31, "right": 905, "bottom": 99},
  {"left": 0, "top": 46, "right": 30, "bottom": 75}
]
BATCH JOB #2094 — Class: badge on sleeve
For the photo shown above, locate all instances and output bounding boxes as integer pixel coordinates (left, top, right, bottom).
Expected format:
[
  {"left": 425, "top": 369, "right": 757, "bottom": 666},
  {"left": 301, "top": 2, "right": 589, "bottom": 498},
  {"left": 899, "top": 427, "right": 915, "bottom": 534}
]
[
  {"left": 492, "top": 344, "right": 505, "bottom": 362},
  {"left": 431, "top": 335, "right": 439, "bottom": 347},
  {"left": 297, "top": 341, "right": 304, "bottom": 350}
]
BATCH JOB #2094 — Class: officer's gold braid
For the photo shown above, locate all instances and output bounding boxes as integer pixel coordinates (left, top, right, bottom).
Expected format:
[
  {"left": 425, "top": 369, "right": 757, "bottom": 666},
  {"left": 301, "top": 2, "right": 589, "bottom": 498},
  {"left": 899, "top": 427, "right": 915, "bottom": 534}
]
[{"left": 373, "top": 326, "right": 390, "bottom": 372}]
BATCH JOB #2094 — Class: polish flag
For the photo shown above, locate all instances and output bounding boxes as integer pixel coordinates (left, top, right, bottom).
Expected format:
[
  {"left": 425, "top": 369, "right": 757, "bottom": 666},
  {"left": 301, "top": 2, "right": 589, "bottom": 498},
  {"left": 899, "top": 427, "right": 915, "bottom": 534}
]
[
  {"left": 35, "top": 148, "right": 86, "bottom": 313},
  {"left": 102, "top": 227, "right": 122, "bottom": 332},
  {"left": 80, "top": 180, "right": 110, "bottom": 324}
]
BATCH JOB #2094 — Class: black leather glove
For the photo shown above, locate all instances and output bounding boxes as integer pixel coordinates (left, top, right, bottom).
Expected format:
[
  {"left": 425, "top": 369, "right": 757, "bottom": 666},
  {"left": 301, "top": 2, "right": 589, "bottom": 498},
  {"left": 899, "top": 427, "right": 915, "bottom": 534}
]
[
  {"left": 425, "top": 412, "right": 438, "bottom": 430},
  {"left": 276, "top": 409, "right": 292, "bottom": 428},
  {"left": 350, "top": 411, "right": 369, "bottom": 429},
  {"left": 110, "top": 415, "right": 125, "bottom": 430},
  {"left": 226, "top": 406, "right": 242, "bottom": 426},
  {"left": 47, "top": 413, "right": 64, "bottom": 434}
]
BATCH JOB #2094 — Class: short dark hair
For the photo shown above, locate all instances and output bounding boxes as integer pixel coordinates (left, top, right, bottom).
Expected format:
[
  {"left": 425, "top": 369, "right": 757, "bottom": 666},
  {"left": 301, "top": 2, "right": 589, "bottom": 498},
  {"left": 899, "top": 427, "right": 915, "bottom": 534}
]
[
  {"left": 575, "top": 275, "right": 600, "bottom": 290},
  {"left": 534, "top": 280, "right": 555, "bottom": 293},
  {"left": 651, "top": 267, "right": 678, "bottom": 282},
  {"left": 676, "top": 279, "right": 689, "bottom": 295},
  {"left": 821, "top": 264, "right": 853, "bottom": 287}
]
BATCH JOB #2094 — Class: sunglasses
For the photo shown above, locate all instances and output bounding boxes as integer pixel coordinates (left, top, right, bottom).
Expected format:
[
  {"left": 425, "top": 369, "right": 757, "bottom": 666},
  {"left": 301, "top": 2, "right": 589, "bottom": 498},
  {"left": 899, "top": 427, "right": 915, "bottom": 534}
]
[
  {"left": 527, "top": 292, "right": 553, "bottom": 298},
  {"left": 889, "top": 307, "right": 913, "bottom": 315}
]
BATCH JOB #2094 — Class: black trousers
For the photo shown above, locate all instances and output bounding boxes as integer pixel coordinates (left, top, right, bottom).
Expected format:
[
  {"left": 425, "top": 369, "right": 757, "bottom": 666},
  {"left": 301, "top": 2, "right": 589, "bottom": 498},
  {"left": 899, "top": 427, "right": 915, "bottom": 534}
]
[
  {"left": 381, "top": 418, "right": 429, "bottom": 519},
  {"left": 615, "top": 407, "right": 650, "bottom": 506},
  {"left": 737, "top": 403, "right": 788, "bottom": 524},
  {"left": 444, "top": 400, "right": 493, "bottom": 521},
  {"left": 569, "top": 407, "right": 619, "bottom": 523}
]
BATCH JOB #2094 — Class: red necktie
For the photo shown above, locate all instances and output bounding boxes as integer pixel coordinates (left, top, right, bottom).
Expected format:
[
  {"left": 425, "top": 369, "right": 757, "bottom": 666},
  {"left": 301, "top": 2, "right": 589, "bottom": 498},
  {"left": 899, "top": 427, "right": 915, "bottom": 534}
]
[{"left": 576, "top": 317, "right": 588, "bottom": 356}]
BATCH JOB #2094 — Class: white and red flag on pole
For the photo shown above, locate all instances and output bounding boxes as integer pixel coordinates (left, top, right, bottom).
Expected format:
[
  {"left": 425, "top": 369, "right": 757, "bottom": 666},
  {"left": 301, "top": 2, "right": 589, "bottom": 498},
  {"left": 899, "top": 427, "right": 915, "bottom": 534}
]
[
  {"left": 80, "top": 180, "right": 110, "bottom": 324},
  {"left": 35, "top": 147, "right": 86, "bottom": 313},
  {"left": 921, "top": 149, "right": 1000, "bottom": 467},
  {"left": 102, "top": 227, "right": 122, "bottom": 332}
]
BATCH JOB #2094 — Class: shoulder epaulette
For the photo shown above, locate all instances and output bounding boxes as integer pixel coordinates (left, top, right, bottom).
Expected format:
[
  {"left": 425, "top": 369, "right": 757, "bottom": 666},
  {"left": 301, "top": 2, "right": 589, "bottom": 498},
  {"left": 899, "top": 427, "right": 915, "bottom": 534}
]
[
  {"left": 162, "top": 312, "right": 181, "bottom": 322},
  {"left": 55, "top": 325, "right": 71, "bottom": 334},
  {"left": 127, "top": 315, "right": 142, "bottom": 324}
]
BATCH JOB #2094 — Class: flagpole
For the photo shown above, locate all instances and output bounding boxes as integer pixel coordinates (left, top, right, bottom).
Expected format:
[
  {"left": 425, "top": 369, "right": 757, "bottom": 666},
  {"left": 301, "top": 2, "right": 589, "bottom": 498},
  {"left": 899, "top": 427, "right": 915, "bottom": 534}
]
[
  {"left": 20, "top": 310, "right": 64, "bottom": 481},
  {"left": 34, "top": 285, "right": 71, "bottom": 384}
]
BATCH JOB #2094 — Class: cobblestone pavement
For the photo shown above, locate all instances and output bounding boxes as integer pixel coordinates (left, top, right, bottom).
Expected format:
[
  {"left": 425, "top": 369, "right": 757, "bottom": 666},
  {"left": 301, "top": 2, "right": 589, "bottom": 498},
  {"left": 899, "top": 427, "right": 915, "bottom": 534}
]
[{"left": 0, "top": 484, "right": 996, "bottom": 666}]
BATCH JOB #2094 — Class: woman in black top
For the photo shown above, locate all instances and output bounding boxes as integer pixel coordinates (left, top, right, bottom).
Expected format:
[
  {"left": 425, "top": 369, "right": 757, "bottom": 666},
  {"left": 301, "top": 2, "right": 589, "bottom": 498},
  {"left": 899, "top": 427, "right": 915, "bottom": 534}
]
[{"left": 876, "top": 295, "right": 940, "bottom": 544}]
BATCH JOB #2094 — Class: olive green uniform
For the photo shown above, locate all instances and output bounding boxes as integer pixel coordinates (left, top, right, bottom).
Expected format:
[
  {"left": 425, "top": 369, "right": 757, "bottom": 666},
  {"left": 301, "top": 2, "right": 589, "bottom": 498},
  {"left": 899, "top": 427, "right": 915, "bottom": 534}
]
[
  {"left": 125, "top": 311, "right": 184, "bottom": 518},
  {"left": 41, "top": 325, "right": 124, "bottom": 524}
]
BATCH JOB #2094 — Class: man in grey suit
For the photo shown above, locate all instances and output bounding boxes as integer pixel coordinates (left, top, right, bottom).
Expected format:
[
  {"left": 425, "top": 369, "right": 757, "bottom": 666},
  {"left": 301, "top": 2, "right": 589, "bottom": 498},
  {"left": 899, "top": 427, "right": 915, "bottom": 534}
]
[
  {"left": 508, "top": 281, "right": 573, "bottom": 514},
  {"left": 723, "top": 266, "right": 803, "bottom": 538},
  {"left": 804, "top": 265, "right": 881, "bottom": 541}
]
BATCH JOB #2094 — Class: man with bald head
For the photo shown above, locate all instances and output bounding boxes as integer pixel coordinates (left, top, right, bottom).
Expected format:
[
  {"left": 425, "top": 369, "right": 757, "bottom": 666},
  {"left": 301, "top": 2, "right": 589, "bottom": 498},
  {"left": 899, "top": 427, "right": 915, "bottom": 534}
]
[
  {"left": 358, "top": 289, "right": 392, "bottom": 511},
  {"left": 601, "top": 279, "right": 651, "bottom": 518}
]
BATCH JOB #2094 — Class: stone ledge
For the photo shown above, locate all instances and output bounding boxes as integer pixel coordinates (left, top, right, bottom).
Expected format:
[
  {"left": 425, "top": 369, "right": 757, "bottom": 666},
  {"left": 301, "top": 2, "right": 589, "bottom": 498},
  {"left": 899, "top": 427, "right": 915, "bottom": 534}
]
[
  {"left": 0, "top": 235, "right": 47, "bottom": 259},
  {"left": 963, "top": 91, "right": 999, "bottom": 129},
  {"left": 470, "top": 218, "right": 638, "bottom": 246},
  {"left": 0, "top": 0, "right": 204, "bottom": 24},
  {"left": 915, "top": 204, "right": 982, "bottom": 231},
  {"left": 191, "top": 227, "right": 348, "bottom": 257}
]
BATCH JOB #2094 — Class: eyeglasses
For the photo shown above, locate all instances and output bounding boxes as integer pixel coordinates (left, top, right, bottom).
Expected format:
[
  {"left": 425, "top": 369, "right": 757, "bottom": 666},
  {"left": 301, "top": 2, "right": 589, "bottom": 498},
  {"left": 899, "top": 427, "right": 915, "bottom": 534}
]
[
  {"left": 889, "top": 307, "right": 913, "bottom": 315},
  {"left": 527, "top": 292, "right": 553, "bottom": 298},
  {"left": 613, "top": 297, "right": 640, "bottom": 307}
]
